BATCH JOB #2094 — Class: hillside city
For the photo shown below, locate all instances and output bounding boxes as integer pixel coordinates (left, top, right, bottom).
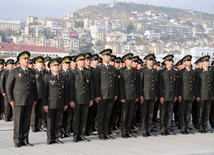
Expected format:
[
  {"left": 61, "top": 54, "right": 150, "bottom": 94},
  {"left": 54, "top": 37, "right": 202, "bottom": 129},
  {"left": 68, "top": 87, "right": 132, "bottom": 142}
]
[{"left": 0, "top": 2, "right": 214, "bottom": 62}]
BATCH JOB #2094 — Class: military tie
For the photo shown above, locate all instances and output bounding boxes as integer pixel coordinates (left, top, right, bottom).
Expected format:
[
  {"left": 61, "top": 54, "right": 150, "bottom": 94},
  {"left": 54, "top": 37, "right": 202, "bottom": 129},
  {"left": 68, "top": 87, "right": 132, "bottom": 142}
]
[
  {"left": 56, "top": 75, "right": 59, "bottom": 81},
  {"left": 24, "top": 69, "right": 28, "bottom": 75}
]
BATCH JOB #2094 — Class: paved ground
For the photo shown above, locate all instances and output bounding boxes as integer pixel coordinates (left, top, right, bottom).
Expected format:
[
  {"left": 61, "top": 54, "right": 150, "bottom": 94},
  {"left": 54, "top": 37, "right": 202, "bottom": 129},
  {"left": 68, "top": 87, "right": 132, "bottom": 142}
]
[{"left": 0, "top": 120, "right": 214, "bottom": 155}]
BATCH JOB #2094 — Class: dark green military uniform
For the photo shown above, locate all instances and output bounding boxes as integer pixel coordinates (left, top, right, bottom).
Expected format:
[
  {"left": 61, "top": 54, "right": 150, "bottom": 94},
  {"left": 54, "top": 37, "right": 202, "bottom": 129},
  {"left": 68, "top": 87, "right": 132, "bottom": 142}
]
[
  {"left": 195, "top": 55, "right": 214, "bottom": 133},
  {"left": 43, "top": 59, "right": 70, "bottom": 144},
  {"left": 177, "top": 55, "right": 195, "bottom": 134},
  {"left": 85, "top": 54, "right": 98, "bottom": 136},
  {"left": 60, "top": 56, "right": 74, "bottom": 138},
  {"left": 0, "top": 59, "right": 5, "bottom": 119},
  {"left": 119, "top": 53, "right": 139, "bottom": 138},
  {"left": 192, "top": 58, "right": 203, "bottom": 128},
  {"left": 0, "top": 59, "right": 14, "bottom": 121},
  {"left": 6, "top": 51, "right": 38, "bottom": 147},
  {"left": 159, "top": 55, "right": 177, "bottom": 135},
  {"left": 31, "top": 56, "right": 46, "bottom": 132},
  {"left": 139, "top": 54, "right": 158, "bottom": 137},
  {"left": 71, "top": 54, "right": 94, "bottom": 142},
  {"left": 94, "top": 49, "right": 118, "bottom": 140}
]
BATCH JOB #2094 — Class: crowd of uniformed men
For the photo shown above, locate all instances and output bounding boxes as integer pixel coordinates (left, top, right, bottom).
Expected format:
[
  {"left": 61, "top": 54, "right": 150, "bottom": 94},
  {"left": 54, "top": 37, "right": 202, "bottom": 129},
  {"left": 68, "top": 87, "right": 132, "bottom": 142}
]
[{"left": 0, "top": 49, "right": 214, "bottom": 147}]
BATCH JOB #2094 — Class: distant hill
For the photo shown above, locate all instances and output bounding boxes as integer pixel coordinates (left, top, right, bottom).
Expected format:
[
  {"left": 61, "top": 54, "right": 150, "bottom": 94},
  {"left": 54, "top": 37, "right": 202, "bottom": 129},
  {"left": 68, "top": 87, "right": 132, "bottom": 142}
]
[{"left": 77, "top": 2, "right": 214, "bottom": 22}]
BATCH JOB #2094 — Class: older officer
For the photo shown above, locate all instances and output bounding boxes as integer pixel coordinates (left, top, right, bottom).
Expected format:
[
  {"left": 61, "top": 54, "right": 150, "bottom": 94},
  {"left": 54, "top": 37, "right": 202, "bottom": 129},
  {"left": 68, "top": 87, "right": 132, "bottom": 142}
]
[
  {"left": 94, "top": 49, "right": 118, "bottom": 140},
  {"left": 140, "top": 54, "right": 158, "bottom": 137},
  {"left": 177, "top": 55, "right": 195, "bottom": 134},
  {"left": 6, "top": 51, "right": 37, "bottom": 147},
  {"left": 159, "top": 55, "right": 177, "bottom": 136},
  {"left": 43, "top": 59, "right": 69, "bottom": 145}
]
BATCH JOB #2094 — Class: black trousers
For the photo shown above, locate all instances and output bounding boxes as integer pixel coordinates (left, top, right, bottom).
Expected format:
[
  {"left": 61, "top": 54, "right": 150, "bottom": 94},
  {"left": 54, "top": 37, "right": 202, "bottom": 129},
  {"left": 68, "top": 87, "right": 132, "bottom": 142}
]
[
  {"left": 121, "top": 100, "right": 135, "bottom": 134},
  {"left": 209, "top": 101, "right": 214, "bottom": 128},
  {"left": 133, "top": 101, "right": 141, "bottom": 127},
  {"left": 4, "top": 96, "right": 12, "bottom": 120},
  {"left": 153, "top": 99, "right": 160, "bottom": 122},
  {"left": 13, "top": 105, "right": 32, "bottom": 144},
  {"left": 0, "top": 94, "right": 4, "bottom": 118},
  {"left": 46, "top": 108, "right": 64, "bottom": 140},
  {"left": 141, "top": 100, "right": 155, "bottom": 134},
  {"left": 160, "top": 101, "right": 174, "bottom": 133},
  {"left": 197, "top": 100, "right": 211, "bottom": 131},
  {"left": 31, "top": 99, "right": 43, "bottom": 129},
  {"left": 179, "top": 100, "right": 192, "bottom": 131},
  {"left": 62, "top": 107, "right": 73, "bottom": 134},
  {"left": 97, "top": 99, "right": 114, "bottom": 136},
  {"left": 192, "top": 99, "right": 198, "bottom": 128},
  {"left": 73, "top": 104, "right": 88, "bottom": 136},
  {"left": 86, "top": 101, "right": 97, "bottom": 133},
  {"left": 173, "top": 101, "right": 179, "bottom": 123},
  {"left": 109, "top": 99, "right": 121, "bottom": 131}
]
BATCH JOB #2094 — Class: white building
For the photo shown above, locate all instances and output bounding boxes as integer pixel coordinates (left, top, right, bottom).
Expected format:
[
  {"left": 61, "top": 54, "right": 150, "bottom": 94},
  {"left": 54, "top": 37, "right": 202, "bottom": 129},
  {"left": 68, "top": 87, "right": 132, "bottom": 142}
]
[{"left": 182, "top": 47, "right": 214, "bottom": 65}]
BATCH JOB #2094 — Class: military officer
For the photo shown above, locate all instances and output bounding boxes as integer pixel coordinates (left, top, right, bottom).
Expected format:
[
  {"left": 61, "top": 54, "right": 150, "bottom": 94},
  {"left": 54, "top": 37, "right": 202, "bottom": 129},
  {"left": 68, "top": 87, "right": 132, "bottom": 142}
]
[
  {"left": 159, "top": 55, "right": 177, "bottom": 136},
  {"left": 60, "top": 56, "right": 74, "bottom": 138},
  {"left": 85, "top": 53, "right": 98, "bottom": 136},
  {"left": 43, "top": 58, "right": 69, "bottom": 145},
  {"left": 120, "top": 53, "right": 139, "bottom": 138},
  {"left": 110, "top": 55, "right": 116, "bottom": 66},
  {"left": 0, "top": 59, "right": 5, "bottom": 119},
  {"left": 70, "top": 55, "right": 77, "bottom": 72},
  {"left": 195, "top": 55, "right": 214, "bottom": 133},
  {"left": 192, "top": 58, "right": 203, "bottom": 128},
  {"left": 70, "top": 54, "right": 94, "bottom": 143},
  {"left": 6, "top": 51, "right": 37, "bottom": 147},
  {"left": 31, "top": 56, "right": 46, "bottom": 132},
  {"left": 131, "top": 56, "right": 141, "bottom": 131},
  {"left": 44, "top": 57, "right": 51, "bottom": 73},
  {"left": 0, "top": 59, "right": 14, "bottom": 122},
  {"left": 139, "top": 54, "right": 158, "bottom": 137},
  {"left": 177, "top": 55, "right": 195, "bottom": 134},
  {"left": 94, "top": 49, "right": 118, "bottom": 140}
]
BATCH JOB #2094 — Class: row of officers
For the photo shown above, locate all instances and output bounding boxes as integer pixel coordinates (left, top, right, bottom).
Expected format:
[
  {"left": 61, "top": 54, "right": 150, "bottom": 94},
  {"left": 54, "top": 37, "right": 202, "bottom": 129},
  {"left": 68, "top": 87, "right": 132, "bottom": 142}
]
[{"left": 0, "top": 49, "right": 214, "bottom": 148}]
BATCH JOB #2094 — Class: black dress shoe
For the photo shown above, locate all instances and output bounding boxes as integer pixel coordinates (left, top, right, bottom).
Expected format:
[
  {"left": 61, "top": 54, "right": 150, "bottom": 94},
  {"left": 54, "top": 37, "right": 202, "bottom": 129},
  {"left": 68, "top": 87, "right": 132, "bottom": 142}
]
[
  {"left": 73, "top": 135, "right": 79, "bottom": 143},
  {"left": 128, "top": 133, "right": 137, "bottom": 138},
  {"left": 105, "top": 135, "right": 115, "bottom": 139},
  {"left": 32, "top": 128, "right": 40, "bottom": 132},
  {"left": 22, "top": 142, "right": 33, "bottom": 146},
  {"left": 55, "top": 139, "right": 63, "bottom": 144},
  {"left": 161, "top": 132, "right": 166, "bottom": 136},
  {"left": 130, "top": 129, "right": 138, "bottom": 133},
  {"left": 147, "top": 132, "right": 157, "bottom": 137},
  {"left": 204, "top": 129, "right": 213, "bottom": 133},
  {"left": 98, "top": 135, "right": 106, "bottom": 140},
  {"left": 47, "top": 139, "right": 54, "bottom": 145},
  {"left": 125, "top": 133, "right": 131, "bottom": 138},
  {"left": 142, "top": 133, "right": 148, "bottom": 137},
  {"left": 79, "top": 136, "right": 90, "bottom": 142},
  {"left": 186, "top": 130, "right": 194, "bottom": 134},
  {"left": 39, "top": 127, "right": 46, "bottom": 132},
  {"left": 122, "top": 133, "right": 127, "bottom": 138},
  {"left": 14, "top": 143, "right": 21, "bottom": 148},
  {"left": 199, "top": 130, "right": 205, "bottom": 133},
  {"left": 151, "top": 129, "right": 157, "bottom": 132},
  {"left": 166, "top": 131, "right": 176, "bottom": 135},
  {"left": 64, "top": 133, "right": 71, "bottom": 138},
  {"left": 181, "top": 131, "right": 187, "bottom": 135}
]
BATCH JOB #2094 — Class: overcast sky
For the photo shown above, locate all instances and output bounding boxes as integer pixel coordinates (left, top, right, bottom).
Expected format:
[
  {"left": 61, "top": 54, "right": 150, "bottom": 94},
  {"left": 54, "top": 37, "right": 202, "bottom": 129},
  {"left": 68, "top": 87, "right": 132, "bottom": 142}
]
[{"left": 1, "top": 0, "right": 214, "bottom": 20}]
